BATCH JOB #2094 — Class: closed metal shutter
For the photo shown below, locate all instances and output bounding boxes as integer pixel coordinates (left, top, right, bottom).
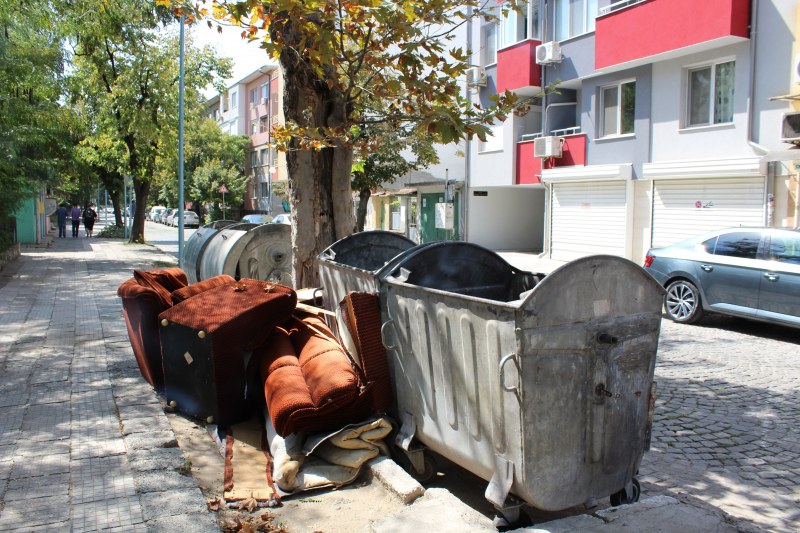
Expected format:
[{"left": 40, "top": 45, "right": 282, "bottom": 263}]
[
  {"left": 550, "top": 181, "right": 627, "bottom": 261},
  {"left": 652, "top": 177, "right": 765, "bottom": 248}
]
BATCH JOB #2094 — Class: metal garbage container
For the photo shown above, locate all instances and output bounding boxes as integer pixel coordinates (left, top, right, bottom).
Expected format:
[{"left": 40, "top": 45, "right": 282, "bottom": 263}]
[
  {"left": 198, "top": 223, "right": 292, "bottom": 285},
  {"left": 376, "top": 242, "right": 663, "bottom": 517},
  {"left": 317, "top": 230, "right": 416, "bottom": 310},
  {"left": 183, "top": 220, "right": 238, "bottom": 284}
]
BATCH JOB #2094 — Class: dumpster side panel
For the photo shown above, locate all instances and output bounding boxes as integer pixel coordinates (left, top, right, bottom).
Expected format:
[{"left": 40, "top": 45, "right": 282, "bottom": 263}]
[
  {"left": 183, "top": 226, "right": 220, "bottom": 284},
  {"left": 318, "top": 261, "right": 381, "bottom": 311},
  {"left": 199, "top": 229, "right": 252, "bottom": 281},
  {"left": 238, "top": 224, "right": 292, "bottom": 286},
  {"left": 382, "top": 283, "right": 523, "bottom": 481},
  {"left": 516, "top": 255, "right": 663, "bottom": 510}
]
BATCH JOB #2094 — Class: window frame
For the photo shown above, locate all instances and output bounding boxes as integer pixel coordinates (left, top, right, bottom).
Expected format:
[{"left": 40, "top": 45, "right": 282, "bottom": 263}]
[
  {"left": 555, "top": 0, "right": 598, "bottom": 42},
  {"left": 686, "top": 59, "right": 735, "bottom": 128},
  {"left": 598, "top": 79, "right": 636, "bottom": 138}
]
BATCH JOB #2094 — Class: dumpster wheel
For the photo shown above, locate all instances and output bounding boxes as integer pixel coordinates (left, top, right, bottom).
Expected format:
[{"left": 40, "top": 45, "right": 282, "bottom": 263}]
[
  {"left": 610, "top": 478, "right": 640, "bottom": 506},
  {"left": 409, "top": 453, "right": 436, "bottom": 483}
]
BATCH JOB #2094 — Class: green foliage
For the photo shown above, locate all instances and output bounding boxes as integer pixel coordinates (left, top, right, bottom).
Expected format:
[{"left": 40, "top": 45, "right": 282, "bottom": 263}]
[
  {"left": 97, "top": 224, "right": 125, "bottom": 239},
  {"left": 0, "top": 1, "right": 74, "bottom": 220},
  {"left": 64, "top": 0, "right": 233, "bottom": 241}
]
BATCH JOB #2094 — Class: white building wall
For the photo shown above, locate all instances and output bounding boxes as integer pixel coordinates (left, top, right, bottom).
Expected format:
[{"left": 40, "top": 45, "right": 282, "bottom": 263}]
[
  {"left": 466, "top": 187, "right": 544, "bottom": 251},
  {"left": 650, "top": 42, "right": 754, "bottom": 161}
]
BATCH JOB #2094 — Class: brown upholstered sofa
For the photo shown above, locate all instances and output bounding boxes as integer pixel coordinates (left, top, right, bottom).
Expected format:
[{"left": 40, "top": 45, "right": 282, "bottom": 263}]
[{"left": 117, "top": 268, "right": 234, "bottom": 390}]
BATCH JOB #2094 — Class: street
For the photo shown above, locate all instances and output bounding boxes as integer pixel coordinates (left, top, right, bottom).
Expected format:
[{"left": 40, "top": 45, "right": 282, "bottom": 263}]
[{"left": 640, "top": 316, "right": 800, "bottom": 533}]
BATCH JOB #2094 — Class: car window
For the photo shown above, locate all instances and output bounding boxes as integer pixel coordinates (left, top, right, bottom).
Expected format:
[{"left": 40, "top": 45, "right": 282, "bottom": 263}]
[
  {"left": 712, "top": 232, "right": 761, "bottom": 259},
  {"left": 702, "top": 237, "right": 718, "bottom": 253},
  {"left": 768, "top": 234, "right": 800, "bottom": 264}
]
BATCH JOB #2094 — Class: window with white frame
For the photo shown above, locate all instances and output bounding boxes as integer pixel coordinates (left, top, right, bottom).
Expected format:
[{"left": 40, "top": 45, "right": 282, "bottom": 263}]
[
  {"left": 249, "top": 88, "right": 258, "bottom": 107},
  {"left": 499, "top": 1, "right": 527, "bottom": 48},
  {"left": 230, "top": 90, "right": 237, "bottom": 109},
  {"left": 599, "top": 80, "right": 635, "bottom": 137},
  {"left": 555, "top": 0, "right": 598, "bottom": 41},
  {"left": 482, "top": 22, "right": 497, "bottom": 65},
  {"left": 687, "top": 60, "right": 734, "bottom": 127}
]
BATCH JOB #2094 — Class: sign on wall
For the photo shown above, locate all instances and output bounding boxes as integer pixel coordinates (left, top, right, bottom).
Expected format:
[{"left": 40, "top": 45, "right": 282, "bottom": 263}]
[{"left": 435, "top": 203, "right": 454, "bottom": 230}]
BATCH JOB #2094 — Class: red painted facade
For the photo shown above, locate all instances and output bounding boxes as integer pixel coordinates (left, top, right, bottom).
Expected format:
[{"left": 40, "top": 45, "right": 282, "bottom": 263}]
[
  {"left": 496, "top": 40, "right": 542, "bottom": 93},
  {"left": 595, "top": 0, "right": 750, "bottom": 69},
  {"left": 515, "top": 134, "right": 587, "bottom": 184}
]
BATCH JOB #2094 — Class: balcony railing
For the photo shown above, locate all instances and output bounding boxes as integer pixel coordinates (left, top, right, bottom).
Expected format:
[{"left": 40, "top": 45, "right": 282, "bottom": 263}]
[{"left": 599, "top": 0, "right": 647, "bottom": 17}]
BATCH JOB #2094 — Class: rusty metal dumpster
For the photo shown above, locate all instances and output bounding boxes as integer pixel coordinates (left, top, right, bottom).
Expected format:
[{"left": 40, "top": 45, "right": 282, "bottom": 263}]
[
  {"left": 317, "top": 230, "right": 416, "bottom": 310},
  {"left": 318, "top": 238, "right": 663, "bottom": 516},
  {"left": 198, "top": 223, "right": 292, "bottom": 284},
  {"left": 183, "top": 220, "right": 238, "bottom": 284}
]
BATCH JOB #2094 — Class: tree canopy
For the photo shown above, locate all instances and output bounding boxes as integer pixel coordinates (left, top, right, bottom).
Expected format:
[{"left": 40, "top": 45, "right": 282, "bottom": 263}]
[{"left": 164, "top": 0, "right": 524, "bottom": 286}]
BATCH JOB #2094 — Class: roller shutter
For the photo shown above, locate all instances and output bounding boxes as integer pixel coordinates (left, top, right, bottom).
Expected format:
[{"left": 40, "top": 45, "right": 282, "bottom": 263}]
[
  {"left": 652, "top": 177, "right": 765, "bottom": 248},
  {"left": 550, "top": 181, "right": 627, "bottom": 261}
]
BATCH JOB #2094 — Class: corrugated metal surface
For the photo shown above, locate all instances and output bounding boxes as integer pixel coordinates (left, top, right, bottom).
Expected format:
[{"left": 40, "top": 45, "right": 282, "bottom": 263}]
[
  {"left": 652, "top": 177, "right": 765, "bottom": 248},
  {"left": 550, "top": 181, "right": 627, "bottom": 261}
]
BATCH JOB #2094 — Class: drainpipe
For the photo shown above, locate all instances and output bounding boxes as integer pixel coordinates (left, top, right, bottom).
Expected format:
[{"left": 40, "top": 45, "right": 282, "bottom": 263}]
[
  {"left": 745, "top": 0, "right": 774, "bottom": 227},
  {"left": 462, "top": 4, "right": 473, "bottom": 243},
  {"left": 540, "top": 0, "right": 551, "bottom": 257}
]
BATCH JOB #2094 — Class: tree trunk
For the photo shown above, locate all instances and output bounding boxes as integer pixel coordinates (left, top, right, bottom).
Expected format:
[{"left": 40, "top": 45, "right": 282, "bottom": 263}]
[
  {"left": 129, "top": 177, "right": 150, "bottom": 243},
  {"left": 280, "top": 46, "right": 356, "bottom": 289},
  {"left": 356, "top": 188, "right": 371, "bottom": 232}
]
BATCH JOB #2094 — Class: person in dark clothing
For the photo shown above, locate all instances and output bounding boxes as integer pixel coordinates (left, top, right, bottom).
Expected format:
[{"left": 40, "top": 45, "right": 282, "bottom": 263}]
[
  {"left": 56, "top": 204, "right": 67, "bottom": 238},
  {"left": 70, "top": 203, "right": 81, "bottom": 237},
  {"left": 82, "top": 204, "right": 98, "bottom": 238}
]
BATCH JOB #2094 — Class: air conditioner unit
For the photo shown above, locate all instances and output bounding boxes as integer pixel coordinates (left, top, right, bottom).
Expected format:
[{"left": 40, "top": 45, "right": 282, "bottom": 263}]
[
  {"left": 262, "top": 97, "right": 269, "bottom": 106},
  {"left": 466, "top": 66, "right": 487, "bottom": 88},
  {"left": 781, "top": 111, "right": 800, "bottom": 143},
  {"left": 536, "top": 41, "right": 562, "bottom": 65},
  {"left": 533, "top": 136, "right": 563, "bottom": 158}
]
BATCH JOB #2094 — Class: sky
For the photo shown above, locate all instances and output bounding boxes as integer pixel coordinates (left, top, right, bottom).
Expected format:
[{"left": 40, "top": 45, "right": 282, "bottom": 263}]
[{"left": 189, "top": 19, "right": 275, "bottom": 91}]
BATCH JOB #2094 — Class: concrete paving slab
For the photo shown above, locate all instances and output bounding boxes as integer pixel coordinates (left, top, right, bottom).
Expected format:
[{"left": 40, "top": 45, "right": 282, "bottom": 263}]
[
  {"left": 371, "top": 487, "right": 494, "bottom": 533},
  {"left": 71, "top": 455, "right": 138, "bottom": 504},
  {"left": 3, "top": 472, "right": 71, "bottom": 501},
  {"left": 0, "top": 494, "right": 71, "bottom": 530},
  {"left": 127, "top": 447, "right": 187, "bottom": 473},
  {"left": 138, "top": 487, "right": 210, "bottom": 519},
  {"left": 72, "top": 495, "right": 145, "bottom": 533},
  {"left": 369, "top": 456, "right": 425, "bottom": 504},
  {"left": 133, "top": 469, "right": 200, "bottom": 494},
  {"left": 144, "top": 512, "right": 220, "bottom": 533},
  {"left": 9, "top": 451, "right": 70, "bottom": 479}
]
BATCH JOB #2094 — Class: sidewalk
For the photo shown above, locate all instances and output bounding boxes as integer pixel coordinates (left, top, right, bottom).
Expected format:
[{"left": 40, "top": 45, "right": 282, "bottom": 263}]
[
  {"left": 0, "top": 231, "right": 751, "bottom": 532},
  {"left": 0, "top": 233, "right": 218, "bottom": 532}
]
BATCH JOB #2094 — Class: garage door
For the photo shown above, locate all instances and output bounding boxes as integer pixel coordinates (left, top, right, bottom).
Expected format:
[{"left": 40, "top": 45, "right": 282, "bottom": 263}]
[
  {"left": 550, "top": 181, "right": 627, "bottom": 261},
  {"left": 652, "top": 177, "right": 765, "bottom": 248}
]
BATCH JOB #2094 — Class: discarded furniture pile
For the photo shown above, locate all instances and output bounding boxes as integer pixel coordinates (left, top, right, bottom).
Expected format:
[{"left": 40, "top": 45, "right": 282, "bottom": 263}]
[{"left": 118, "top": 229, "right": 665, "bottom": 523}]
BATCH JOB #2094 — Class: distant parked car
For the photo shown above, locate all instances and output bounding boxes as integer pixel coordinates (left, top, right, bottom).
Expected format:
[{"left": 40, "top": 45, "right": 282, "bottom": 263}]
[
  {"left": 271, "top": 214, "right": 291, "bottom": 225},
  {"left": 164, "top": 209, "right": 177, "bottom": 226},
  {"left": 241, "top": 214, "right": 272, "bottom": 224},
  {"left": 148, "top": 205, "right": 166, "bottom": 221},
  {"left": 171, "top": 210, "right": 200, "bottom": 228},
  {"left": 644, "top": 227, "right": 800, "bottom": 329}
]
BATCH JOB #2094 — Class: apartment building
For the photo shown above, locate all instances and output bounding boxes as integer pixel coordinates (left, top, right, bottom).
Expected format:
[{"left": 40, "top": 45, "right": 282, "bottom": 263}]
[
  {"left": 466, "top": 0, "right": 799, "bottom": 263},
  {"left": 206, "top": 65, "right": 287, "bottom": 216}
]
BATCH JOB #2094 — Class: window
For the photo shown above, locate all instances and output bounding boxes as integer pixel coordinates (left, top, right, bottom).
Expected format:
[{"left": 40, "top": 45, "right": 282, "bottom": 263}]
[
  {"left": 260, "top": 82, "right": 269, "bottom": 104},
  {"left": 713, "top": 232, "right": 761, "bottom": 259},
  {"left": 482, "top": 22, "right": 497, "bottom": 65},
  {"left": 259, "top": 149, "right": 268, "bottom": 167},
  {"left": 250, "top": 120, "right": 257, "bottom": 135},
  {"left": 600, "top": 80, "right": 635, "bottom": 137},
  {"left": 250, "top": 151, "right": 258, "bottom": 168},
  {"left": 500, "top": 2, "right": 528, "bottom": 48},
  {"left": 249, "top": 88, "right": 258, "bottom": 107},
  {"left": 259, "top": 116, "right": 269, "bottom": 133},
  {"left": 687, "top": 60, "right": 734, "bottom": 127},
  {"left": 555, "top": 0, "right": 597, "bottom": 41},
  {"left": 222, "top": 93, "right": 229, "bottom": 112},
  {"left": 768, "top": 234, "right": 800, "bottom": 264},
  {"left": 230, "top": 91, "right": 237, "bottom": 110}
]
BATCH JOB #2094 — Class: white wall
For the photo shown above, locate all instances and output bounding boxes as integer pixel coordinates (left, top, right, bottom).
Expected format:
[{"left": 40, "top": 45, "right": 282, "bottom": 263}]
[
  {"left": 466, "top": 187, "right": 545, "bottom": 251},
  {"left": 650, "top": 42, "right": 754, "bottom": 161}
]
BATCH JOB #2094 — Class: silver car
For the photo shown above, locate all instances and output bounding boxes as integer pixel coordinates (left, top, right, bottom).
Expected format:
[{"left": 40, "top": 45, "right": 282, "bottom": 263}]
[{"left": 644, "top": 227, "right": 800, "bottom": 328}]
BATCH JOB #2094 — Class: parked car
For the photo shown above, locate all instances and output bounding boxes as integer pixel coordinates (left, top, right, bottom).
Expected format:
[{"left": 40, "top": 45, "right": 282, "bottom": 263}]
[
  {"left": 241, "top": 214, "right": 272, "bottom": 224},
  {"left": 164, "top": 209, "right": 177, "bottom": 226},
  {"left": 271, "top": 214, "right": 291, "bottom": 225},
  {"left": 171, "top": 210, "right": 200, "bottom": 228},
  {"left": 148, "top": 205, "right": 166, "bottom": 221},
  {"left": 644, "top": 227, "right": 800, "bottom": 328}
]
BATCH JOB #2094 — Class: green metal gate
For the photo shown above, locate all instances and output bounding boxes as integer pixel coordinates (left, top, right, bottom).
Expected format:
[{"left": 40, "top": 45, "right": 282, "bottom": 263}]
[{"left": 419, "top": 192, "right": 460, "bottom": 243}]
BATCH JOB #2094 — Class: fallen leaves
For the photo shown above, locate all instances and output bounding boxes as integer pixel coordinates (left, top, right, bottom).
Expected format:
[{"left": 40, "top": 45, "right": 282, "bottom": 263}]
[{"left": 221, "top": 511, "right": 290, "bottom": 533}]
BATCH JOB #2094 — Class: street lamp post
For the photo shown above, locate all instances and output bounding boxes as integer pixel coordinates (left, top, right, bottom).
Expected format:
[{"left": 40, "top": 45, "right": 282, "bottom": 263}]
[{"left": 177, "top": 12, "right": 186, "bottom": 268}]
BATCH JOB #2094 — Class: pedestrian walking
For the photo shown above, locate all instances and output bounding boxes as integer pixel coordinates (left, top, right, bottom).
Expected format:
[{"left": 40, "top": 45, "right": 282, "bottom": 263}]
[
  {"left": 56, "top": 204, "right": 68, "bottom": 238},
  {"left": 70, "top": 203, "right": 81, "bottom": 237},
  {"left": 83, "top": 204, "right": 98, "bottom": 238}
]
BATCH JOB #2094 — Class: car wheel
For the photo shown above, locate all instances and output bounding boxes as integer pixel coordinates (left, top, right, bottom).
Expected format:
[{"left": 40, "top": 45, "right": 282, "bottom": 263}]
[{"left": 664, "top": 279, "right": 703, "bottom": 324}]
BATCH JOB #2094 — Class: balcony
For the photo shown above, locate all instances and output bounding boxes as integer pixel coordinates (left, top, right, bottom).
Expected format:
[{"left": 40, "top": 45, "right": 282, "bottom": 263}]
[
  {"left": 595, "top": 0, "right": 750, "bottom": 70},
  {"left": 496, "top": 40, "right": 542, "bottom": 96},
  {"left": 515, "top": 134, "right": 587, "bottom": 185}
]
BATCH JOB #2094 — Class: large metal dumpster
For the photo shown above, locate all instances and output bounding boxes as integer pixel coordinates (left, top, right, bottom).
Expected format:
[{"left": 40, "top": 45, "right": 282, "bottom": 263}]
[
  {"left": 183, "top": 220, "right": 238, "bottom": 284},
  {"left": 376, "top": 243, "right": 663, "bottom": 515},
  {"left": 317, "top": 230, "right": 416, "bottom": 310},
  {"left": 318, "top": 238, "right": 663, "bottom": 515},
  {"left": 198, "top": 223, "right": 292, "bottom": 285}
]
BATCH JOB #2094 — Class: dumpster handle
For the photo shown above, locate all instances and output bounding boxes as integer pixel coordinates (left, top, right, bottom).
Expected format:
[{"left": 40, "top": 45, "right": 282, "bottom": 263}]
[
  {"left": 499, "top": 353, "right": 520, "bottom": 395},
  {"left": 381, "top": 319, "right": 397, "bottom": 350}
]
